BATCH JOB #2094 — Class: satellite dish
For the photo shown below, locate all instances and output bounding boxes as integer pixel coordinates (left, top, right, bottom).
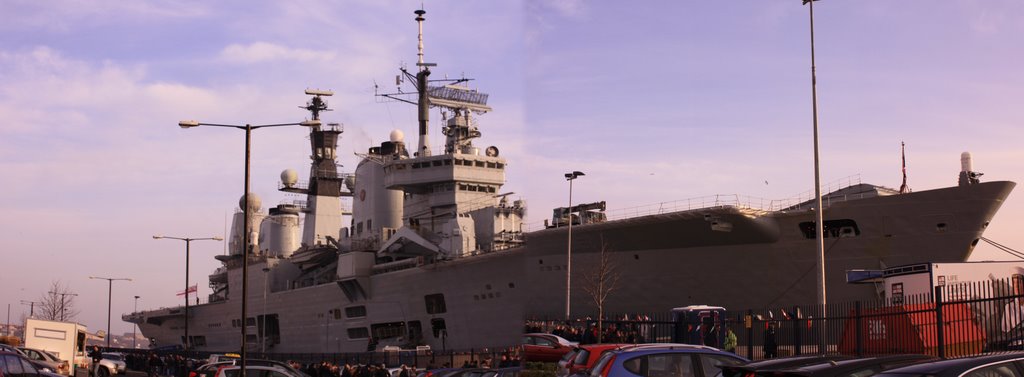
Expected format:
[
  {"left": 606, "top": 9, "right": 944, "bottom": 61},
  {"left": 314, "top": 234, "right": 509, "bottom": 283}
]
[{"left": 485, "top": 146, "right": 499, "bottom": 157}]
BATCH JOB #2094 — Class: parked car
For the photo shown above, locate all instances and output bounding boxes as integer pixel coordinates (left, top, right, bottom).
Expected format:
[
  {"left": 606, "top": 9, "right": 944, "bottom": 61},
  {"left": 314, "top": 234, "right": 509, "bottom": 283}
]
[
  {"left": 193, "top": 359, "right": 310, "bottom": 377},
  {"left": 522, "top": 333, "right": 578, "bottom": 362},
  {"left": 416, "top": 368, "right": 460, "bottom": 377},
  {"left": 214, "top": 365, "right": 304, "bottom": 377},
  {"left": 0, "top": 350, "right": 65, "bottom": 377},
  {"left": 18, "top": 348, "right": 69, "bottom": 375},
  {"left": 560, "top": 344, "right": 629, "bottom": 377},
  {"left": 718, "top": 355, "right": 855, "bottom": 377},
  {"left": 95, "top": 352, "right": 126, "bottom": 376},
  {"left": 873, "top": 352, "right": 1024, "bottom": 377},
  {"left": 558, "top": 349, "right": 580, "bottom": 375},
  {"left": 773, "top": 354, "right": 936, "bottom": 377},
  {"left": 482, "top": 367, "right": 520, "bottom": 377},
  {"left": 588, "top": 344, "right": 747, "bottom": 377}
]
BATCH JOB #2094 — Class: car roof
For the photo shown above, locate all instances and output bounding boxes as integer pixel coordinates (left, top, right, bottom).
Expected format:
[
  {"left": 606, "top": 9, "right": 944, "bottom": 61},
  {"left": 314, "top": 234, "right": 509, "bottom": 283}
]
[
  {"left": 722, "top": 355, "right": 854, "bottom": 372},
  {"left": 782, "top": 355, "right": 935, "bottom": 376},
  {"left": 610, "top": 345, "right": 744, "bottom": 359},
  {"left": 876, "top": 353, "right": 1024, "bottom": 376},
  {"left": 578, "top": 343, "right": 629, "bottom": 351}
]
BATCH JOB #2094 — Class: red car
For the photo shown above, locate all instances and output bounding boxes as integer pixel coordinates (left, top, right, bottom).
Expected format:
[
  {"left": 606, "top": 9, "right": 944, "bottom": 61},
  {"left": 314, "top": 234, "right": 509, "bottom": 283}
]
[
  {"left": 559, "top": 344, "right": 628, "bottom": 377},
  {"left": 522, "top": 333, "right": 577, "bottom": 362}
]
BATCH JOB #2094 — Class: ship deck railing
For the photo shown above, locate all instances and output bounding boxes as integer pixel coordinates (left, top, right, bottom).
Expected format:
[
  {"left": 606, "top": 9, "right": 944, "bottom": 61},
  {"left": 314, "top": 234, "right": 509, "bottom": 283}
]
[{"left": 522, "top": 175, "right": 872, "bottom": 232}]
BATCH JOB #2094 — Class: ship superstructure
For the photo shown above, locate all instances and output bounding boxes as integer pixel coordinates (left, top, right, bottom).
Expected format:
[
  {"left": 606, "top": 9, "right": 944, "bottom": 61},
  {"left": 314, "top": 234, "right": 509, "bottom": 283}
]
[{"left": 126, "top": 9, "right": 1016, "bottom": 354}]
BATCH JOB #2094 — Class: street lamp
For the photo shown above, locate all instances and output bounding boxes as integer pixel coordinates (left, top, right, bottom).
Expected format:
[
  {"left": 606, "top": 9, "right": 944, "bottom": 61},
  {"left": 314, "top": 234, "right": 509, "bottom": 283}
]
[
  {"left": 803, "top": 0, "right": 827, "bottom": 307},
  {"left": 48, "top": 292, "right": 78, "bottom": 321},
  {"left": 261, "top": 267, "right": 269, "bottom": 355},
  {"left": 178, "top": 118, "right": 320, "bottom": 375},
  {"left": 153, "top": 235, "right": 223, "bottom": 351},
  {"left": 20, "top": 300, "right": 40, "bottom": 318},
  {"left": 133, "top": 296, "right": 140, "bottom": 349},
  {"left": 564, "top": 170, "right": 584, "bottom": 320},
  {"left": 88, "top": 276, "right": 132, "bottom": 348}
]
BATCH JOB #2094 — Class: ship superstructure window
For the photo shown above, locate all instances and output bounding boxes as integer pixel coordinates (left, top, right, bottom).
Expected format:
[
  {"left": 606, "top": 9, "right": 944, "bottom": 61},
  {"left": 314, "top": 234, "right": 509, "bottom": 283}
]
[
  {"left": 371, "top": 322, "right": 406, "bottom": 340},
  {"left": 347, "top": 327, "right": 369, "bottom": 339},
  {"left": 798, "top": 219, "right": 860, "bottom": 239},
  {"left": 425, "top": 294, "right": 447, "bottom": 314},
  {"left": 345, "top": 306, "right": 367, "bottom": 318}
]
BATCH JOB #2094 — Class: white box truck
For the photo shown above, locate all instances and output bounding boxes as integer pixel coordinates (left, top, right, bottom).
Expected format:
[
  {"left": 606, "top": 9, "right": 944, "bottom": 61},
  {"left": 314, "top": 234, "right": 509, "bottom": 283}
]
[{"left": 23, "top": 318, "right": 90, "bottom": 377}]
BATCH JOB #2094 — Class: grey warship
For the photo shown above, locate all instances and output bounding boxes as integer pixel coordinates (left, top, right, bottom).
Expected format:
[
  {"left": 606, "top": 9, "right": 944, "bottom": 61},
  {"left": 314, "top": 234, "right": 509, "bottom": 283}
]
[{"left": 126, "top": 9, "right": 1015, "bottom": 353}]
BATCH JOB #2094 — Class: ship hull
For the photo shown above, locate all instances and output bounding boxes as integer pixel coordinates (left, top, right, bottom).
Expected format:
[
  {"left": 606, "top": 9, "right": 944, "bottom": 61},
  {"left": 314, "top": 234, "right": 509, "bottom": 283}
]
[{"left": 130, "top": 181, "right": 1014, "bottom": 353}]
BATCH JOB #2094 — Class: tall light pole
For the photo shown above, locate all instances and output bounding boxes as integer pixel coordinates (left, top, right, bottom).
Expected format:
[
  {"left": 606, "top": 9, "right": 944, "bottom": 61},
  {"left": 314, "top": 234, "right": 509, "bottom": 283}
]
[
  {"left": 89, "top": 276, "right": 132, "bottom": 348},
  {"left": 133, "top": 296, "right": 140, "bottom": 349},
  {"left": 178, "top": 118, "right": 320, "bottom": 376},
  {"left": 48, "top": 292, "right": 78, "bottom": 321},
  {"left": 261, "top": 267, "right": 270, "bottom": 355},
  {"left": 564, "top": 171, "right": 584, "bottom": 320},
  {"left": 803, "top": 0, "right": 827, "bottom": 308},
  {"left": 20, "top": 300, "right": 40, "bottom": 318},
  {"left": 153, "top": 235, "right": 223, "bottom": 351}
]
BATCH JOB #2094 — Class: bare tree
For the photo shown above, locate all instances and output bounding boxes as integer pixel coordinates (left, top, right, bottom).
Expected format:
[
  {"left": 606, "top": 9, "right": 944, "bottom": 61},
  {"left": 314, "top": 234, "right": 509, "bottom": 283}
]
[
  {"left": 581, "top": 238, "right": 621, "bottom": 343},
  {"left": 38, "top": 281, "right": 80, "bottom": 322}
]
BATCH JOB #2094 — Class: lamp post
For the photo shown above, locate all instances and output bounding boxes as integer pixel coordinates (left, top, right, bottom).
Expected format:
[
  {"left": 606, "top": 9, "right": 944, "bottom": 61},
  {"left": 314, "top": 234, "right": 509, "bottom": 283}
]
[
  {"left": 48, "top": 292, "right": 78, "bottom": 321},
  {"left": 89, "top": 276, "right": 132, "bottom": 348},
  {"left": 133, "top": 296, "right": 140, "bottom": 349},
  {"left": 20, "top": 300, "right": 40, "bottom": 318},
  {"left": 178, "top": 118, "right": 320, "bottom": 376},
  {"left": 803, "top": 0, "right": 827, "bottom": 308},
  {"left": 261, "top": 267, "right": 269, "bottom": 355},
  {"left": 564, "top": 170, "right": 584, "bottom": 320},
  {"left": 153, "top": 235, "right": 223, "bottom": 351}
]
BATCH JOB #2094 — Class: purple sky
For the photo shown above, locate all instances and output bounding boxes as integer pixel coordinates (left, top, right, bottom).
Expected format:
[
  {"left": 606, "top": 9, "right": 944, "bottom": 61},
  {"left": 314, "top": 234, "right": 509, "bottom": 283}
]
[{"left": 1, "top": 1, "right": 1021, "bottom": 336}]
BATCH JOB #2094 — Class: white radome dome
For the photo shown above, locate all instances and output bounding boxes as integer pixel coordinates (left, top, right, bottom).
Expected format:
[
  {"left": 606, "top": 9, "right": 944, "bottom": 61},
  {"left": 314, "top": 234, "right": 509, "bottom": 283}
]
[
  {"left": 390, "top": 129, "right": 405, "bottom": 143},
  {"left": 280, "top": 169, "right": 299, "bottom": 188},
  {"left": 238, "top": 193, "right": 262, "bottom": 211}
]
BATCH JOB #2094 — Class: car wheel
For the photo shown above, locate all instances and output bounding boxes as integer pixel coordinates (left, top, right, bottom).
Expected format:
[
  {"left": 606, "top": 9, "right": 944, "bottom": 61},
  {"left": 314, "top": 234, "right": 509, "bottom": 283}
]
[{"left": 99, "top": 367, "right": 110, "bottom": 377}]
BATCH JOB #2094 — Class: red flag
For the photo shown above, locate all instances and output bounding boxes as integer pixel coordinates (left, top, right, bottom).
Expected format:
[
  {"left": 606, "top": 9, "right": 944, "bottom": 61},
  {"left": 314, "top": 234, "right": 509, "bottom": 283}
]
[{"left": 176, "top": 285, "right": 198, "bottom": 297}]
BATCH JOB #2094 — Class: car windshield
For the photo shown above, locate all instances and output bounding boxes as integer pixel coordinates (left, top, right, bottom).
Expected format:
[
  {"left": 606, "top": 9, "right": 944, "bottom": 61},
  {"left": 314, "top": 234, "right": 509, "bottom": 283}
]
[{"left": 102, "top": 354, "right": 123, "bottom": 361}]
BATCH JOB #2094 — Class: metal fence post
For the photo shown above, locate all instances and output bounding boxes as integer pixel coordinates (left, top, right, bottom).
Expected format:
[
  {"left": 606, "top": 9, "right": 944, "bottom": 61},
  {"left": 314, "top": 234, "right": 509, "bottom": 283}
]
[
  {"left": 793, "top": 306, "right": 802, "bottom": 356},
  {"left": 746, "top": 309, "right": 754, "bottom": 360},
  {"left": 935, "top": 285, "right": 945, "bottom": 359},
  {"left": 855, "top": 301, "right": 863, "bottom": 357}
]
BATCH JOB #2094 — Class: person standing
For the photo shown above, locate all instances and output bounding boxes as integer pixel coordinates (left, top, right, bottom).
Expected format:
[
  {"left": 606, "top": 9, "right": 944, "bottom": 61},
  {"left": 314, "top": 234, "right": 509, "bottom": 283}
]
[
  {"left": 724, "top": 328, "right": 738, "bottom": 354},
  {"left": 89, "top": 346, "right": 103, "bottom": 377},
  {"left": 764, "top": 323, "right": 778, "bottom": 359}
]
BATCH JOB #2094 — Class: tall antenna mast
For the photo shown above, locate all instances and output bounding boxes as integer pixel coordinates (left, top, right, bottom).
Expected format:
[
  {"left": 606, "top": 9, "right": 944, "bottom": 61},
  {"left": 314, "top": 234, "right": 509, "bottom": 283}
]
[
  {"left": 416, "top": 9, "right": 426, "bottom": 68},
  {"left": 414, "top": 9, "right": 432, "bottom": 156}
]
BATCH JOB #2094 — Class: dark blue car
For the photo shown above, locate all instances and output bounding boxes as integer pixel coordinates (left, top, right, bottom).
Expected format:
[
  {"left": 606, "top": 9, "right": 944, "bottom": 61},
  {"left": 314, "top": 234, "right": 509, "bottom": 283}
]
[{"left": 873, "top": 352, "right": 1024, "bottom": 377}]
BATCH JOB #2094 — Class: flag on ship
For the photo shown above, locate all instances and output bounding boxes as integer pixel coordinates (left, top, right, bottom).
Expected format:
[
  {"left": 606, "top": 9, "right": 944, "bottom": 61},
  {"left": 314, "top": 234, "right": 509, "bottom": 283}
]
[{"left": 177, "top": 285, "right": 198, "bottom": 297}]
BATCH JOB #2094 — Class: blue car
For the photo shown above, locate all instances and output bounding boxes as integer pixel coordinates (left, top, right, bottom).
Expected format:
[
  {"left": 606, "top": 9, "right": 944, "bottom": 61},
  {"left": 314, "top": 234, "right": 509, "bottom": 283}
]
[{"left": 587, "top": 344, "right": 747, "bottom": 377}]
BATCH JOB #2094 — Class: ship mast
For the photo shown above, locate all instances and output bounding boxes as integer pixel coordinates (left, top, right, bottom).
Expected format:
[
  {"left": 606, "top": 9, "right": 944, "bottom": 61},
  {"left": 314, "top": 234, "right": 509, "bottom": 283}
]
[{"left": 415, "top": 9, "right": 433, "bottom": 157}]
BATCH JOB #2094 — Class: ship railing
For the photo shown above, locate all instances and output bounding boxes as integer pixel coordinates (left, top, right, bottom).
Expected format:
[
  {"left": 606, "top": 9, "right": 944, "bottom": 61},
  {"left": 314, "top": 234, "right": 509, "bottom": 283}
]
[{"left": 520, "top": 175, "right": 869, "bottom": 231}]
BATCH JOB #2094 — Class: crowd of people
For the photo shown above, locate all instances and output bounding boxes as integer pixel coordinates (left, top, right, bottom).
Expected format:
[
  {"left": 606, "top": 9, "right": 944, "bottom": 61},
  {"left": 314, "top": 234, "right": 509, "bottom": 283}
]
[{"left": 525, "top": 314, "right": 659, "bottom": 344}]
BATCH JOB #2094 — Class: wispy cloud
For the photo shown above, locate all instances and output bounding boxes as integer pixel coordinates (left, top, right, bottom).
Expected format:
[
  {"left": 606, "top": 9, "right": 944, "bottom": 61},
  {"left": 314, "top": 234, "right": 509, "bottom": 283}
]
[{"left": 218, "top": 42, "right": 338, "bottom": 64}]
